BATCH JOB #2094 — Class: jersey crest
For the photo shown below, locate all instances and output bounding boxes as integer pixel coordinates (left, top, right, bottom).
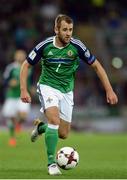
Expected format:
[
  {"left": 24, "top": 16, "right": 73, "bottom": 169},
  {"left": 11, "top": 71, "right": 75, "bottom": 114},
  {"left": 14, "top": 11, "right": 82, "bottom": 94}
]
[{"left": 67, "top": 50, "right": 73, "bottom": 57}]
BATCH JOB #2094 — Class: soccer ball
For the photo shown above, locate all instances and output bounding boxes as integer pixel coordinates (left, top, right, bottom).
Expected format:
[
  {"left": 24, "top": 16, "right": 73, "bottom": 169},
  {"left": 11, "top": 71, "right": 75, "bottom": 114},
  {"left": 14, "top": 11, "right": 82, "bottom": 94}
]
[{"left": 56, "top": 147, "right": 79, "bottom": 170}]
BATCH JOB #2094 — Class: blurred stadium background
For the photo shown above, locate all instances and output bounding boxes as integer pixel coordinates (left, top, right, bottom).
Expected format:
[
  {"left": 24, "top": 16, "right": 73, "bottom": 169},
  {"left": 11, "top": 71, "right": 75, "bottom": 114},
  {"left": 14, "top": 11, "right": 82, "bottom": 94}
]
[
  {"left": 0, "top": 0, "right": 127, "bottom": 179},
  {"left": 0, "top": 0, "right": 127, "bottom": 132}
]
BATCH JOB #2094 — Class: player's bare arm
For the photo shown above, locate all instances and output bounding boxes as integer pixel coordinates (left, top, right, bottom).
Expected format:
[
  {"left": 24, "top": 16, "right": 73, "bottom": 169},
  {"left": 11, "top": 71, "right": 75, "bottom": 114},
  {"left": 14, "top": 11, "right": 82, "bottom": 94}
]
[
  {"left": 20, "top": 60, "right": 31, "bottom": 103},
  {"left": 91, "top": 59, "right": 118, "bottom": 105}
]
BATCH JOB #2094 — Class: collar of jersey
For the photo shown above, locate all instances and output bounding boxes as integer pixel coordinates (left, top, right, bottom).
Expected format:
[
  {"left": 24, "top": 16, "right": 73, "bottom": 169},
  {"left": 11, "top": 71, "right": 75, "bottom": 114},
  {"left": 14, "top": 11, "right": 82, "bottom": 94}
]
[{"left": 53, "top": 36, "right": 69, "bottom": 49}]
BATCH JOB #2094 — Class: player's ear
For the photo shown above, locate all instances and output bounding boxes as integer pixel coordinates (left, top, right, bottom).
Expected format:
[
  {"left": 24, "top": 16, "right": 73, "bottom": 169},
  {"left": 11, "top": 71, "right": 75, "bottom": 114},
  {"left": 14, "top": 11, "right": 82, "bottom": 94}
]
[{"left": 54, "top": 26, "right": 58, "bottom": 35}]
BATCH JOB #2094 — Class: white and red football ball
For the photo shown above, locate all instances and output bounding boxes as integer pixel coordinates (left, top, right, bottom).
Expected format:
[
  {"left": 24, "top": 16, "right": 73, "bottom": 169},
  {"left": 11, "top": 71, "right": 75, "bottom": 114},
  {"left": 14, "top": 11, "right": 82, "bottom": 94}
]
[{"left": 56, "top": 147, "right": 79, "bottom": 170}]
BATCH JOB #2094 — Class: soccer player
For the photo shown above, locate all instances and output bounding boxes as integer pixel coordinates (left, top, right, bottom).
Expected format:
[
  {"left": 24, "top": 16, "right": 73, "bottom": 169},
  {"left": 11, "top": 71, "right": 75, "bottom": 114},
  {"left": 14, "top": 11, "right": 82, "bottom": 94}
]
[
  {"left": 20, "top": 14, "right": 118, "bottom": 175},
  {"left": 2, "top": 50, "right": 32, "bottom": 146}
]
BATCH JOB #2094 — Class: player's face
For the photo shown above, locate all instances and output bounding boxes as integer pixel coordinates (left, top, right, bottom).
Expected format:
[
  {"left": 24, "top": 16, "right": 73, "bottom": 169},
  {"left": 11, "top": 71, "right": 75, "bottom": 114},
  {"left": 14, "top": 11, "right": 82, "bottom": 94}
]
[
  {"left": 14, "top": 50, "right": 26, "bottom": 64},
  {"left": 56, "top": 20, "right": 73, "bottom": 45}
]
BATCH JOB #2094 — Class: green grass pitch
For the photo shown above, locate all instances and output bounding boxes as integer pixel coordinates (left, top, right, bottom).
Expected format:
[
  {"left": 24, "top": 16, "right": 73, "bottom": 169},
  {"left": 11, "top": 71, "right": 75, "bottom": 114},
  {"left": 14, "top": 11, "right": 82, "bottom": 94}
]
[{"left": 0, "top": 130, "right": 127, "bottom": 179}]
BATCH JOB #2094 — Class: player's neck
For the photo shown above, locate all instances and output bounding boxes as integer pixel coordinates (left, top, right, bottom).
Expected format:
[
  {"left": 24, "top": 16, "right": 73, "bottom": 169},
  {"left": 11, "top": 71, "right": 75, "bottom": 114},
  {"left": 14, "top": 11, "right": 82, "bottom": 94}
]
[{"left": 55, "top": 36, "right": 66, "bottom": 48}]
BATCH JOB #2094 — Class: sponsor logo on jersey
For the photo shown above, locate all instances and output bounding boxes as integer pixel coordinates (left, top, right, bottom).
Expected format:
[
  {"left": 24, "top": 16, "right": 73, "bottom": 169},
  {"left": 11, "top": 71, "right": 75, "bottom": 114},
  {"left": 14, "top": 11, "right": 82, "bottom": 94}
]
[
  {"left": 29, "top": 50, "right": 36, "bottom": 60},
  {"left": 84, "top": 50, "right": 90, "bottom": 58},
  {"left": 48, "top": 51, "right": 53, "bottom": 56},
  {"left": 67, "top": 50, "right": 73, "bottom": 57}
]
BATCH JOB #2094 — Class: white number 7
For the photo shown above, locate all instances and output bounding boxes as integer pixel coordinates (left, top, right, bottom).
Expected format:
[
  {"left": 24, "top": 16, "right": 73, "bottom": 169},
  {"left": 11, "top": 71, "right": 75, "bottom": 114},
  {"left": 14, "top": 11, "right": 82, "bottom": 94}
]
[{"left": 56, "top": 64, "right": 61, "bottom": 72}]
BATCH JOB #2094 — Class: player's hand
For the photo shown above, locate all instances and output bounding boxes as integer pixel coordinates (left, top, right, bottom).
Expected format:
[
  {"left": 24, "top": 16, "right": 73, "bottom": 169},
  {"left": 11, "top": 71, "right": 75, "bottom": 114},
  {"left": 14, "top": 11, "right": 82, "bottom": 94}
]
[
  {"left": 20, "top": 90, "right": 31, "bottom": 103},
  {"left": 106, "top": 90, "right": 118, "bottom": 105}
]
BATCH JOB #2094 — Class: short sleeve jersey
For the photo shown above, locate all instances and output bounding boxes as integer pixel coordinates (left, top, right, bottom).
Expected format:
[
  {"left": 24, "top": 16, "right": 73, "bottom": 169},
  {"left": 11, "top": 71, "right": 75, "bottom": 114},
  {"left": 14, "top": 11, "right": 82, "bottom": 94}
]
[{"left": 27, "top": 36, "right": 96, "bottom": 93}]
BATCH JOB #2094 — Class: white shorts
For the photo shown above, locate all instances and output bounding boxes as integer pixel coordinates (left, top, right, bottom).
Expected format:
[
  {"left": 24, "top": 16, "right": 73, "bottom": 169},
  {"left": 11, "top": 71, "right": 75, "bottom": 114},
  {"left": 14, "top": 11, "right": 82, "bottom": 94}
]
[
  {"left": 37, "top": 84, "right": 74, "bottom": 123},
  {"left": 2, "top": 98, "right": 30, "bottom": 118}
]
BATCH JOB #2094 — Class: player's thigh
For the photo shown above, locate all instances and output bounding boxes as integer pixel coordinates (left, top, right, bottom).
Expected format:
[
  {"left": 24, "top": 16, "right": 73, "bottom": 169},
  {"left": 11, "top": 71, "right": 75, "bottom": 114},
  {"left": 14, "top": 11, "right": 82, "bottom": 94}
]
[
  {"left": 59, "top": 91, "right": 74, "bottom": 123},
  {"left": 45, "top": 106, "right": 60, "bottom": 125},
  {"left": 59, "top": 119, "right": 71, "bottom": 139},
  {"left": 38, "top": 84, "right": 61, "bottom": 125},
  {"left": 38, "top": 84, "right": 60, "bottom": 113}
]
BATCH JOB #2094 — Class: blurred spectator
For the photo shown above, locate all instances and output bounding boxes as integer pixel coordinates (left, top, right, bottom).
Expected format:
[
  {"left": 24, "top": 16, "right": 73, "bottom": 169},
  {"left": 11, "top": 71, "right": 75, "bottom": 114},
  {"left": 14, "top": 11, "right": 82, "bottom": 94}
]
[
  {"left": 14, "top": 18, "right": 39, "bottom": 51},
  {"left": 39, "top": 0, "right": 61, "bottom": 36}
]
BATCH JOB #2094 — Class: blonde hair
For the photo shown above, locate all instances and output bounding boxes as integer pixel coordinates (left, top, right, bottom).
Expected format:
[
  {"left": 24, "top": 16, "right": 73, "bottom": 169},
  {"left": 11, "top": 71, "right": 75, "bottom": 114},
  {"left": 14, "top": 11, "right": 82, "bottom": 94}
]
[{"left": 55, "top": 14, "right": 73, "bottom": 29}]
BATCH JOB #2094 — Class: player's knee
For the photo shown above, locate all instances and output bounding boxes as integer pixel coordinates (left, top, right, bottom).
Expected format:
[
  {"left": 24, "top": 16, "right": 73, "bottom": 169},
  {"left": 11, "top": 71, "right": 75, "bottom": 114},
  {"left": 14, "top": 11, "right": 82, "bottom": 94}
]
[
  {"left": 48, "top": 116, "right": 60, "bottom": 126},
  {"left": 59, "top": 132, "right": 68, "bottom": 139}
]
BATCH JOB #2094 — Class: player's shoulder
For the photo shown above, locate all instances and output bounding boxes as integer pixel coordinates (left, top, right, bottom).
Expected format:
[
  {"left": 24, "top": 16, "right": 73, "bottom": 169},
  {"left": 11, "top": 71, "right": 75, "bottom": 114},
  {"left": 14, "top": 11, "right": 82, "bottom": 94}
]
[
  {"left": 70, "top": 37, "right": 87, "bottom": 49},
  {"left": 71, "top": 37, "right": 81, "bottom": 42},
  {"left": 36, "top": 36, "right": 54, "bottom": 50},
  {"left": 4, "top": 62, "right": 16, "bottom": 71},
  {"left": 3, "top": 62, "right": 16, "bottom": 79},
  {"left": 42, "top": 36, "right": 54, "bottom": 43}
]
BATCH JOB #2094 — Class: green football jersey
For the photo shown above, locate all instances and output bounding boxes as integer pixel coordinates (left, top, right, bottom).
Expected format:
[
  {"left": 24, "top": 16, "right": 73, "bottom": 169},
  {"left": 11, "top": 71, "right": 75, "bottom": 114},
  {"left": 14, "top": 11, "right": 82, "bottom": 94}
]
[
  {"left": 3, "top": 62, "right": 32, "bottom": 98},
  {"left": 27, "top": 36, "right": 96, "bottom": 93}
]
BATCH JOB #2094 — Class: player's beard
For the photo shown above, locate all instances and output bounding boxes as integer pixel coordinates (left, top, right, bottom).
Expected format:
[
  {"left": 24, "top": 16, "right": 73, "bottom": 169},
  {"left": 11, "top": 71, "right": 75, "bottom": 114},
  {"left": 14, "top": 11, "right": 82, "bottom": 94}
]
[{"left": 58, "top": 34, "right": 71, "bottom": 46}]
